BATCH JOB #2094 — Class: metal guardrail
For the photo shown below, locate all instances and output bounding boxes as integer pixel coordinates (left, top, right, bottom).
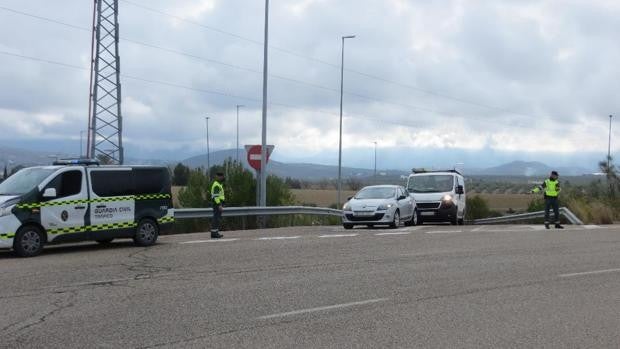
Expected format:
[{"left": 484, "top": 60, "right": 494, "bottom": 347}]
[
  {"left": 472, "top": 207, "right": 583, "bottom": 225},
  {"left": 174, "top": 206, "right": 343, "bottom": 219}
]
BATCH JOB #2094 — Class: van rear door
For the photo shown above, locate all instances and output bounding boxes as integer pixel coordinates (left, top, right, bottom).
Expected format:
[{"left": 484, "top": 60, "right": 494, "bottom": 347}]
[{"left": 88, "top": 168, "right": 136, "bottom": 238}]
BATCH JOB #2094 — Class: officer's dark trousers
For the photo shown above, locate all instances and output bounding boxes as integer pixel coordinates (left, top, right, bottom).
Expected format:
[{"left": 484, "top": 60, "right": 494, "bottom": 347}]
[
  {"left": 211, "top": 204, "right": 222, "bottom": 232},
  {"left": 544, "top": 196, "right": 560, "bottom": 224}
]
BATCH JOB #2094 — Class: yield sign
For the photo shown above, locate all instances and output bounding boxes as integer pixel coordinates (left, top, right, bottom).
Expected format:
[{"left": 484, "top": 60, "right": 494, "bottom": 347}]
[{"left": 245, "top": 145, "right": 274, "bottom": 171}]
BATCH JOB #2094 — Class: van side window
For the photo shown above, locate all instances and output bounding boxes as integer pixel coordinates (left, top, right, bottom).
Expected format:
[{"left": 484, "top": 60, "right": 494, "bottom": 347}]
[
  {"left": 44, "top": 170, "right": 83, "bottom": 199},
  {"left": 134, "top": 169, "right": 168, "bottom": 194},
  {"left": 91, "top": 171, "right": 134, "bottom": 197}
]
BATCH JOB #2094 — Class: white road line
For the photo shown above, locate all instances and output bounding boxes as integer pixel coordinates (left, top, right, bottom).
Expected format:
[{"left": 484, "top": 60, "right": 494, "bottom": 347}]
[
  {"left": 319, "top": 234, "right": 358, "bottom": 238},
  {"left": 426, "top": 230, "right": 462, "bottom": 234},
  {"left": 584, "top": 225, "right": 602, "bottom": 230},
  {"left": 404, "top": 226, "right": 423, "bottom": 232},
  {"left": 256, "top": 236, "right": 301, "bottom": 240},
  {"left": 180, "top": 238, "right": 240, "bottom": 244},
  {"left": 258, "top": 298, "right": 389, "bottom": 320},
  {"left": 471, "top": 226, "right": 485, "bottom": 232},
  {"left": 560, "top": 268, "right": 620, "bottom": 278},
  {"left": 374, "top": 232, "right": 411, "bottom": 236}
]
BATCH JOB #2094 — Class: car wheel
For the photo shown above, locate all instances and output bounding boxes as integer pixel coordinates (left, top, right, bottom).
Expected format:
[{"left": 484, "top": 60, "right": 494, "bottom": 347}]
[
  {"left": 13, "top": 225, "right": 45, "bottom": 258},
  {"left": 96, "top": 238, "right": 114, "bottom": 244},
  {"left": 343, "top": 224, "right": 354, "bottom": 230},
  {"left": 390, "top": 210, "right": 400, "bottom": 229},
  {"left": 405, "top": 209, "right": 418, "bottom": 226},
  {"left": 134, "top": 219, "right": 159, "bottom": 247}
]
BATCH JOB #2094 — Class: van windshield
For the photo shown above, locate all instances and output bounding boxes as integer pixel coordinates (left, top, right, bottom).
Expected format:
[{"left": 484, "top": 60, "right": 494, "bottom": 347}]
[
  {"left": 0, "top": 168, "right": 55, "bottom": 196},
  {"left": 407, "top": 175, "right": 454, "bottom": 193}
]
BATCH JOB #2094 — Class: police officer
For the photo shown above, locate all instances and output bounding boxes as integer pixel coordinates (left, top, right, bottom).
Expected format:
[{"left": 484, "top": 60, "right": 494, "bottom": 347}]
[
  {"left": 210, "top": 172, "right": 226, "bottom": 239},
  {"left": 532, "top": 170, "right": 564, "bottom": 229}
]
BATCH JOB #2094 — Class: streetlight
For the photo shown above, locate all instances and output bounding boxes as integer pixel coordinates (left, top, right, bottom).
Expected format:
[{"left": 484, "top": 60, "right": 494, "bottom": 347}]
[
  {"left": 80, "top": 130, "right": 86, "bottom": 158},
  {"left": 205, "top": 116, "right": 211, "bottom": 177},
  {"left": 259, "top": 0, "right": 270, "bottom": 208},
  {"left": 373, "top": 141, "right": 377, "bottom": 183},
  {"left": 236, "top": 105, "right": 244, "bottom": 163},
  {"left": 608, "top": 114, "right": 613, "bottom": 169},
  {"left": 337, "top": 34, "right": 356, "bottom": 208}
]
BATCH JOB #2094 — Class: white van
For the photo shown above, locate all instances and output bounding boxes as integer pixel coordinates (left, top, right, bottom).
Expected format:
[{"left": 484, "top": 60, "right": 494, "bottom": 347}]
[
  {"left": 0, "top": 159, "right": 174, "bottom": 257},
  {"left": 405, "top": 169, "right": 466, "bottom": 225}
]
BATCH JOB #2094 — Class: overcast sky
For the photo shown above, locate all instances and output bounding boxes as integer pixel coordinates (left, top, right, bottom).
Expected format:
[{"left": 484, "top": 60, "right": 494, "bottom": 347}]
[{"left": 0, "top": 0, "right": 619, "bottom": 169}]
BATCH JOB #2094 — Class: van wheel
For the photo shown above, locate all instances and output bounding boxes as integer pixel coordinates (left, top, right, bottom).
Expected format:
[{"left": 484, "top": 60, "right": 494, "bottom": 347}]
[
  {"left": 13, "top": 225, "right": 45, "bottom": 258},
  {"left": 96, "top": 238, "right": 114, "bottom": 244},
  {"left": 134, "top": 219, "right": 159, "bottom": 247},
  {"left": 343, "top": 224, "right": 354, "bottom": 230}
]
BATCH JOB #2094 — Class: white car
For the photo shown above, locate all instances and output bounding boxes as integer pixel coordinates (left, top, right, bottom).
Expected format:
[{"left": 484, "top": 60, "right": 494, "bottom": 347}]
[{"left": 342, "top": 185, "right": 417, "bottom": 229}]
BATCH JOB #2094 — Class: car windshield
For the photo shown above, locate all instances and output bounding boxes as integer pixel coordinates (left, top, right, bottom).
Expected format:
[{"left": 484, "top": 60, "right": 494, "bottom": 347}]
[
  {"left": 407, "top": 175, "right": 454, "bottom": 193},
  {"left": 355, "top": 187, "right": 396, "bottom": 199},
  {"left": 0, "top": 168, "right": 55, "bottom": 196}
]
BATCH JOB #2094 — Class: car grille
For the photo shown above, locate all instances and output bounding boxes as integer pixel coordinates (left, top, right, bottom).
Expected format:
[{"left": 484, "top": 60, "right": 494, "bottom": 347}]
[
  {"left": 417, "top": 202, "right": 441, "bottom": 210},
  {"left": 345, "top": 213, "right": 385, "bottom": 222}
]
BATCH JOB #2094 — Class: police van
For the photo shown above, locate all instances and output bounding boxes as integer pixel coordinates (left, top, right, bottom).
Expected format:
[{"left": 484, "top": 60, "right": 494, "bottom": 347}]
[
  {"left": 406, "top": 169, "right": 466, "bottom": 225},
  {"left": 0, "top": 159, "right": 174, "bottom": 257}
]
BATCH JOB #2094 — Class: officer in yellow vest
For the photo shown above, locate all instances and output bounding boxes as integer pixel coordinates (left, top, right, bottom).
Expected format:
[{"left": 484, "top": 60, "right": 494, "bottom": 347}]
[
  {"left": 210, "top": 172, "right": 226, "bottom": 239},
  {"left": 532, "top": 171, "right": 564, "bottom": 229}
]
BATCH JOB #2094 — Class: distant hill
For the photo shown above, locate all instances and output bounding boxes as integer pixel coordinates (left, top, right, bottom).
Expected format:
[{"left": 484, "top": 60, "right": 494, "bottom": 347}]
[{"left": 470, "top": 161, "right": 593, "bottom": 177}]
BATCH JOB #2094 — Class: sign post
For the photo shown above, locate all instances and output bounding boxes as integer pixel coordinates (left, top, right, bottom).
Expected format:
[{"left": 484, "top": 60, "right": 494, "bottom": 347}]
[{"left": 245, "top": 145, "right": 274, "bottom": 207}]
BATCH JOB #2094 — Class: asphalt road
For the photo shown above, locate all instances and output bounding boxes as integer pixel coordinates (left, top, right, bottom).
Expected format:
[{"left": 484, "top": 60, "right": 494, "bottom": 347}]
[{"left": 1, "top": 223, "right": 620, "bottom": 348}]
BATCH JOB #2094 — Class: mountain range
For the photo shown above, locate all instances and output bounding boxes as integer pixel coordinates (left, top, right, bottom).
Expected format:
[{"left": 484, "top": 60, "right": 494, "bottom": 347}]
[{"left": 0, "top": 146, "right": 597, "bottom": 180}]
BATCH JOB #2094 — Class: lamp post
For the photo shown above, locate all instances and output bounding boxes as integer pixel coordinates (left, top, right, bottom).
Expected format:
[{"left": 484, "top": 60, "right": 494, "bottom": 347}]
[
  {"left": 337, "top": 34, "right": 356, "bottom": 208},
  {"left": 236, "top": 105, "right": 244, "bottom": 163},
  {"left": 373, "top": 141, "right": 377, "bottom": 183},
  {"left": 608, "top": 115, "right": 613, "bottom": 169},
  {"left": 205, "top": 116, "right": 211, "bottom": 177},
  {"left": 259, "top": 0, "right": 270, "bottom": 209}
]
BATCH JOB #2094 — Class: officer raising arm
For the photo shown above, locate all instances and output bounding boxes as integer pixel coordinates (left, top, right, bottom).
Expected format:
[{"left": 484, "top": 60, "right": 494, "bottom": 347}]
[
  {"left": 531, "top": 170, "right": 564, "bottom": 230},
  {"left": 210, "top": 172, "right": 226, "bottom": 239}
]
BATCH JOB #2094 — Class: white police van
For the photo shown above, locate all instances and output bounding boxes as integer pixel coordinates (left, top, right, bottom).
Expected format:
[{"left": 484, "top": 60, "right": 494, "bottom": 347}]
[
  {"left": 406, "top": 169, "right": 466, "bottom": 225},
  {"left": 0, "top": 159, "right": 174, "bottom": 257}
]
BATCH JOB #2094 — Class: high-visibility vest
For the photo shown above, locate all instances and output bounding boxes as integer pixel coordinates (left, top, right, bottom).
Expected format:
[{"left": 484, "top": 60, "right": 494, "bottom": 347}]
[
  {"left": 211, "top": 180, "right": 225, "bottom": 205},
  {"left": 544, "top": 179, "right": 559, "bottom": 197}
]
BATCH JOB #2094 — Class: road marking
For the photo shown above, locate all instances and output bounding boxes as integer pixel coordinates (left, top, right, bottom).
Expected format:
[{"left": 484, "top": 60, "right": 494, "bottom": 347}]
[
  {"left": 319, "top": 234, "right": 358, "bottom": 238},
  {"left": 180, "top": 238, "right": 240, "bottom": 244},
  {"left": 403, "top": 226, "right": 423, "bottom": 231},
  {"left": 256, "top": 236, "right": 301, "bottom": 240},
  {"left": 426, "top": 230, "right": 462, "bottom": 234},
  {"left": 374, "top": 232, "right": 411, "bottom": 236},
  {"left": 471, "top": 226, "right": 485, "bottom": 232},
  {"left": 258, "top": 298, "right": 389, "bottom": 320},
  {"left": 584, "top": 225, "right": 602, "bottom": 230},
  {"left": 560, "top": 268, "right": 620, "bottom": 278}
]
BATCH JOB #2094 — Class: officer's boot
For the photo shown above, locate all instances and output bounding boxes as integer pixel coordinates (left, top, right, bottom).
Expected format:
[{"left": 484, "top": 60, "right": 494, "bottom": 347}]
[
  {"left": 544, "top": 223, "right": 550, "bottom": 230},
  {"left": 211, "top": 230, "right": 223, "bottom": 239},
  {"left": 555, "top": 224, "right": 564, "bottom": 229}
]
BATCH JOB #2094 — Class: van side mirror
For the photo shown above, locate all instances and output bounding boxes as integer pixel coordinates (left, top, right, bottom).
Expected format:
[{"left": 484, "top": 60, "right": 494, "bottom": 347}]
[
  {"left": 43, "top": 188, "right": 57, "bottom": 198},
  {"left": 456, "top": 185, "right": 464, "bottom": 195}
]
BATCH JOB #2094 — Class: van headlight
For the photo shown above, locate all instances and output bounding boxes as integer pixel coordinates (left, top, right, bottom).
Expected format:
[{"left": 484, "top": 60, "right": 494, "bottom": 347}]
[
  {"left": 378, "top": 203, "right": 394, "bottom": 210},
  {"left": 442, "top": 195, "right": 453, "bottom": 202},
  {"left": 0, "top": 204, "right": 15, "bottom": 217}
]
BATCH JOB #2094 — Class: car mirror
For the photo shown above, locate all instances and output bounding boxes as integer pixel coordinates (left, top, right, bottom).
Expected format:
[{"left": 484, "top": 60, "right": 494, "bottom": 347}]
[
  {"left": 347, "top": 196, "right": 353, "bottom": 201},
  {"left": 43, "top": 188, "right": 57, "bottom": 198},
  {"left": 398, "top": 195, "right": 407, "bottom": 200}
]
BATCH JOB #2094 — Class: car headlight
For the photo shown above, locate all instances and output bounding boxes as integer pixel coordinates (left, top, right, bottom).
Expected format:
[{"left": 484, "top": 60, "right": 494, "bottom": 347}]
[
  {"left": 0, "top": 204, "right": 15, "bottom": 217},
  {"left": 343, "top": 203, "right": 351, "bottom": 211},
  {"left": 378, "top": 203, "right": 394, "bottom": 210}
]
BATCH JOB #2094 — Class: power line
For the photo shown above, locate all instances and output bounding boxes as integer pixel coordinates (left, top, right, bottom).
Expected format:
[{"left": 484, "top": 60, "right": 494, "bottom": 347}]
[
  {"left": 0, "top": 50, "right": 427, "bottom": 130},
  {"left": 118, "top": 0, "right": 546, "bottom": 119},
  {"left": 0, "top": 5, "right": 453, "bottom": 117}
]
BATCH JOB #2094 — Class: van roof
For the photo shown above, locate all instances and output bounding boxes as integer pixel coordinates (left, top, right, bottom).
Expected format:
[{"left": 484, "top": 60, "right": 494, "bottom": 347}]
[{"left": 409, "top": 171, "right": 463, "bottom": 177}]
